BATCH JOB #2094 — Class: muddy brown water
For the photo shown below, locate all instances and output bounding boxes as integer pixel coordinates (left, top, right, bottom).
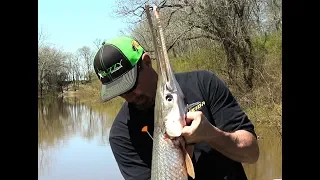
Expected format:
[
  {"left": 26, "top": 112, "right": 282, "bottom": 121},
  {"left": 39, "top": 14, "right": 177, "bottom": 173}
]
[{"left": 38, "top": 97, "right": 282, "bottom": 180}]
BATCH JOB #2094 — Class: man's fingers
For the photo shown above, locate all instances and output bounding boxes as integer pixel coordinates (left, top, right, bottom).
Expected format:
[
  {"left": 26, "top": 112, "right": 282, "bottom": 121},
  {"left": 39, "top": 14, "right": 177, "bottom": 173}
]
[
  {"left": 186, "top": 111, "right": 198, "bottom": 121},
  {"left": 183, "top": 111, "right": 202, "bottom": 134},
  {"left": 183, "top": 111, "right": 203, "bottom": 144},
  {"left": 182, "top": 117, "right": 200, "bottom": 136},
  {"left": 185, "top": 112, "right": 195, "bottom": 125},
  {"left": 186, "top": 111, "right": 203, "bottom": 121},
  {"left": 182, "top": 125, "right": 193, "bottom": 135},
  {"left": 182, "top": 126, "right": 194, "bottom": 145}
]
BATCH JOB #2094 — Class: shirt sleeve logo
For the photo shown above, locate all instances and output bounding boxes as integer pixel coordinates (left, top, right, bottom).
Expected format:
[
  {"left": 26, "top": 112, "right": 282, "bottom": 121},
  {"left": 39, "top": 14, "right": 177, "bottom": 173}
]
[{"left": 188, "top": 101, "right": 206, "bottom": 112}]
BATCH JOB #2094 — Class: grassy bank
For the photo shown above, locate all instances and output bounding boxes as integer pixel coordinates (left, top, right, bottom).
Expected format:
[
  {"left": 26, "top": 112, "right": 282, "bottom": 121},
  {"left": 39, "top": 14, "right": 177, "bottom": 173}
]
[
  {"left": 62, "top": 81, "right": 125, "bottom": 118},
  {"left": 64, "top": 33, "right": 282, "bottom": 136}
]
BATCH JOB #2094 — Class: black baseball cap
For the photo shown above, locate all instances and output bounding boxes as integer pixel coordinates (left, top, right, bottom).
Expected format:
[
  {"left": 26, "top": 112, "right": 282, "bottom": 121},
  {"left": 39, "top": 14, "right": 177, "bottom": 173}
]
[{"left": 93, "top": 36, "right": 144, "bottom": 102}]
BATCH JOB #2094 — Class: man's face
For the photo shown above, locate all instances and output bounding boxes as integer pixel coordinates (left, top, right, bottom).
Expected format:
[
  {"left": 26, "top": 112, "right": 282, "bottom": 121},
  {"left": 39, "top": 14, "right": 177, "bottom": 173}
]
[{"left": 120, "top": 58, "right": 157, "bottom": 111}]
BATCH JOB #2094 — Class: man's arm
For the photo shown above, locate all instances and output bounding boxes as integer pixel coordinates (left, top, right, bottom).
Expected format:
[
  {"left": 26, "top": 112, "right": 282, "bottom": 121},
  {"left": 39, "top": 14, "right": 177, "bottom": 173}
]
[
  {"left": 182, "top": 71, "right": 259, "bottom": 164},
  {"left": 183, "top": 111, "right": 259, "bottom": 163},
  {"left": 205, "top": 127, "right": 259, "bottom": 163}
]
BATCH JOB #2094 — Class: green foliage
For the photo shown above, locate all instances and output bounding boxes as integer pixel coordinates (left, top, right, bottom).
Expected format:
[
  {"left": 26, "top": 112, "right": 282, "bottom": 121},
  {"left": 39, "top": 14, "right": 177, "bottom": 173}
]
[
  {"left": 168, "top": 32, "right": 282, "bottom": 131},
  {"left": 252, "top": 32, "right": 282, "bottom": 60},
  {"left": 169, "top": 45, "right": 229, "bottom": 83}
]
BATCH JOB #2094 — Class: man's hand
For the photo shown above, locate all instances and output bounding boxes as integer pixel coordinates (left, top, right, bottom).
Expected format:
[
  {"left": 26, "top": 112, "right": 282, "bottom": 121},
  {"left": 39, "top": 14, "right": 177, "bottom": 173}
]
[
  {"left": 181, "top": 111, "right": 259, "bottom": 164},
  {"left": 182, "top": 111, "right": 215, "bottom": 144}
]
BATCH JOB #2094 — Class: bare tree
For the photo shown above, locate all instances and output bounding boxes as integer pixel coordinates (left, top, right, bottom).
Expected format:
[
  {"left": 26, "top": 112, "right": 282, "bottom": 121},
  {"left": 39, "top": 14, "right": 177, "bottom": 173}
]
[
  {"left": 93, "top": 38, "right": 103, "bottom": 50},
  {"left": 249, "top": 0, "right": 281, "bottom": 35},
  {"left": 38, "top": 45, "right": 68, "bottom": 97},
  {"left": 68, "top": 53, "right": 82, "bottom": 90},
  {"left": 114, "top": 0, "right": 267, "bottom": 91},
  {"left": 38, "top": 27, "right": 50, "bottom": 49},
  {"left": 264, "top": 0, "right": 282, "bottom": 32},
  {"left": 77, "top": 46, "right": 94, "bottom": 82}
]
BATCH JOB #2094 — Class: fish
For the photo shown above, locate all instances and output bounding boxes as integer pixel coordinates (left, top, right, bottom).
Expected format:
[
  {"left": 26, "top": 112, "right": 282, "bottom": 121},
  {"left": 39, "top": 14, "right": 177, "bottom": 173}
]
[{"left": 144, "top": 4, "right": 195, "bottom": 180}]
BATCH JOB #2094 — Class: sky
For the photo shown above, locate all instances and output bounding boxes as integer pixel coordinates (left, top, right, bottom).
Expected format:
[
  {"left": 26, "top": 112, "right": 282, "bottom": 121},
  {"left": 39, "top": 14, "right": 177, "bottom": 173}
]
[{"left": 38, "top": 0, "right": 131, "bottom": 53}]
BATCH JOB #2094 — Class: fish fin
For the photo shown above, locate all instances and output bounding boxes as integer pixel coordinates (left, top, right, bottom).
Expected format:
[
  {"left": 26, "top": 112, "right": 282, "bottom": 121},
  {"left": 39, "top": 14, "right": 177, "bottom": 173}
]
[
  {"left": 185, "top": 146, "right": 195, "bottom": 179},
  {"left": 179, "top": 139, "right": 195, "bottom": 179}
]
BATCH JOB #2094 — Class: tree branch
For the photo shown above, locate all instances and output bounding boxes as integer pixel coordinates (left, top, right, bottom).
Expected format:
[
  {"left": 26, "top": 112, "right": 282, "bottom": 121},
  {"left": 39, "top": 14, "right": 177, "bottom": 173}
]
[
  {"left": 182, "top": 34, "right": 217, "bottom": 42},
  {"left": 167, "top": 25, "right": 194, "bottom": 52},
  {"left": 163, "top": 7, "right": 186, "bottom": 29}
]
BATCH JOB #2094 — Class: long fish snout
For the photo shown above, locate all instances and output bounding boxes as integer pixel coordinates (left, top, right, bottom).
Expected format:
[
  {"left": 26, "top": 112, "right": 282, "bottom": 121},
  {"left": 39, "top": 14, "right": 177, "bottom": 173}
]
[{"left": 146, "top": 4, "right": 196, "bottom": 179}]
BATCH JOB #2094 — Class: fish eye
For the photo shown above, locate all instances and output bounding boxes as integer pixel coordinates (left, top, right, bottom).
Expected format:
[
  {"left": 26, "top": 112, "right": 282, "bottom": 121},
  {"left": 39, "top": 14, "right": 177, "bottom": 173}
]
[{"left": 165, "top": 94, "right": 173, "bottom": 102}]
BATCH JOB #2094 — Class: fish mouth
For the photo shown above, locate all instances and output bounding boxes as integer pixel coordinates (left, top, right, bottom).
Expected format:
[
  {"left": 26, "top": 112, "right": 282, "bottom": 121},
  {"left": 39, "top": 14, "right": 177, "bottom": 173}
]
[
  {"left": 164, "top": 132, "right": 180, "bottom": 140},
  {"left": 164, "top": 109, "right": 187, "bottom": 138}
]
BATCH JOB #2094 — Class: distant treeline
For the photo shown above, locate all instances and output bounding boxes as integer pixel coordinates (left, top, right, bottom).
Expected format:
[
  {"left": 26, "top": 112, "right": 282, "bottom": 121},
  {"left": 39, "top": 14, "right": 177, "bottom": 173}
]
[{"left": 38, "top": 0, "right": 282, "bottom": 101}]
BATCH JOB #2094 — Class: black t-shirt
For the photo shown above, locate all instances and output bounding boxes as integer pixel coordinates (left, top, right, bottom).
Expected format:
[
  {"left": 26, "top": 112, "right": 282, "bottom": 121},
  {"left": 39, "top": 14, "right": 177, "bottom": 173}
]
[{"left": 109, "top": 70, "right": 257, "bottom": 180}]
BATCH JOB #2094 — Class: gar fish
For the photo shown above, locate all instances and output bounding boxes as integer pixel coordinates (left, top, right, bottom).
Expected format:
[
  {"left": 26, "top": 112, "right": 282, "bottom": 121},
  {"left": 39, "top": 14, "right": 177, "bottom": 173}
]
[{"left": 144, "top": 4, "right": 195, "bottom": 180}]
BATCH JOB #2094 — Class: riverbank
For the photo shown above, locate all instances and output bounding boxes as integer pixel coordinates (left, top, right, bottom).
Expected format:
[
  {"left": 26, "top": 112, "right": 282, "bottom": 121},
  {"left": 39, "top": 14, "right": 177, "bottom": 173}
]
[
  {"left": 61, "top": 78, "right": 281, "bottom": 138},
  {"left": 62, "top": 83, "right": 125, "bottom": 118}
]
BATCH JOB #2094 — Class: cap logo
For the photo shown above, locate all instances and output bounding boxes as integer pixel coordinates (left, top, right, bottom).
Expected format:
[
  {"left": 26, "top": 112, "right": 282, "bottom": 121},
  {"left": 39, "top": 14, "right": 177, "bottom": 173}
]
[
  {"left": 97, "top": 70, "right": 108, "bottom": 79},
  {"left": 132, "top": 40, "right": 141, "bottom": 51},
  {"left": 98, "top": 59, "right": 124, "bottom": 79}
]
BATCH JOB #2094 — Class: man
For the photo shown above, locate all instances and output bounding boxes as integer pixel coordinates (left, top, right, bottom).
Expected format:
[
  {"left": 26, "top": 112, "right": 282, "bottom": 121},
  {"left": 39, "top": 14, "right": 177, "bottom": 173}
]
[{"left": 93, "top": 36, "right": 259, "bottom": 180}]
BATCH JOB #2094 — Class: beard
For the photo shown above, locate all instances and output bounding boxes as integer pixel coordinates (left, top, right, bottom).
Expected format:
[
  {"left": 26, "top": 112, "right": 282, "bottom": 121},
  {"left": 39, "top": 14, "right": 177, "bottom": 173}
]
[{"left": 133, "top": 95, "right": 155, "bottom": 111}]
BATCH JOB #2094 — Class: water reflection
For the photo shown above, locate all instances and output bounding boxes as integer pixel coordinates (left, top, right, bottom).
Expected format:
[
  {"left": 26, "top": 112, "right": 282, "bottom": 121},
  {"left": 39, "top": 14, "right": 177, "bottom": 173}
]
[
  {"left": 38, "top": 97, "right": 123, "bottom": 180},
  {"left": 243, "top": 126, "right": 282, "bottom": 180},
  {"left": 38, "top": 97, "right": 282, "bottom": 180}
]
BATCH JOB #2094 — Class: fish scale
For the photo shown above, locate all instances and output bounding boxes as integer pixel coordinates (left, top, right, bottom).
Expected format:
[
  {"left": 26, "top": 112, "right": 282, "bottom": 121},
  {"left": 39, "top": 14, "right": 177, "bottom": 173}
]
[{"left": 151, "top": 128, "right": 188, "bottom": 180}]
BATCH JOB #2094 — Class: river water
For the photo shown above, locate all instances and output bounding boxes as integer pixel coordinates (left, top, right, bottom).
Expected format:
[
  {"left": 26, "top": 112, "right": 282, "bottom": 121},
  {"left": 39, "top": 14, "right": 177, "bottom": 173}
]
[{"left": 38, "top": 97, "right": 282, "bottom": 180}]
